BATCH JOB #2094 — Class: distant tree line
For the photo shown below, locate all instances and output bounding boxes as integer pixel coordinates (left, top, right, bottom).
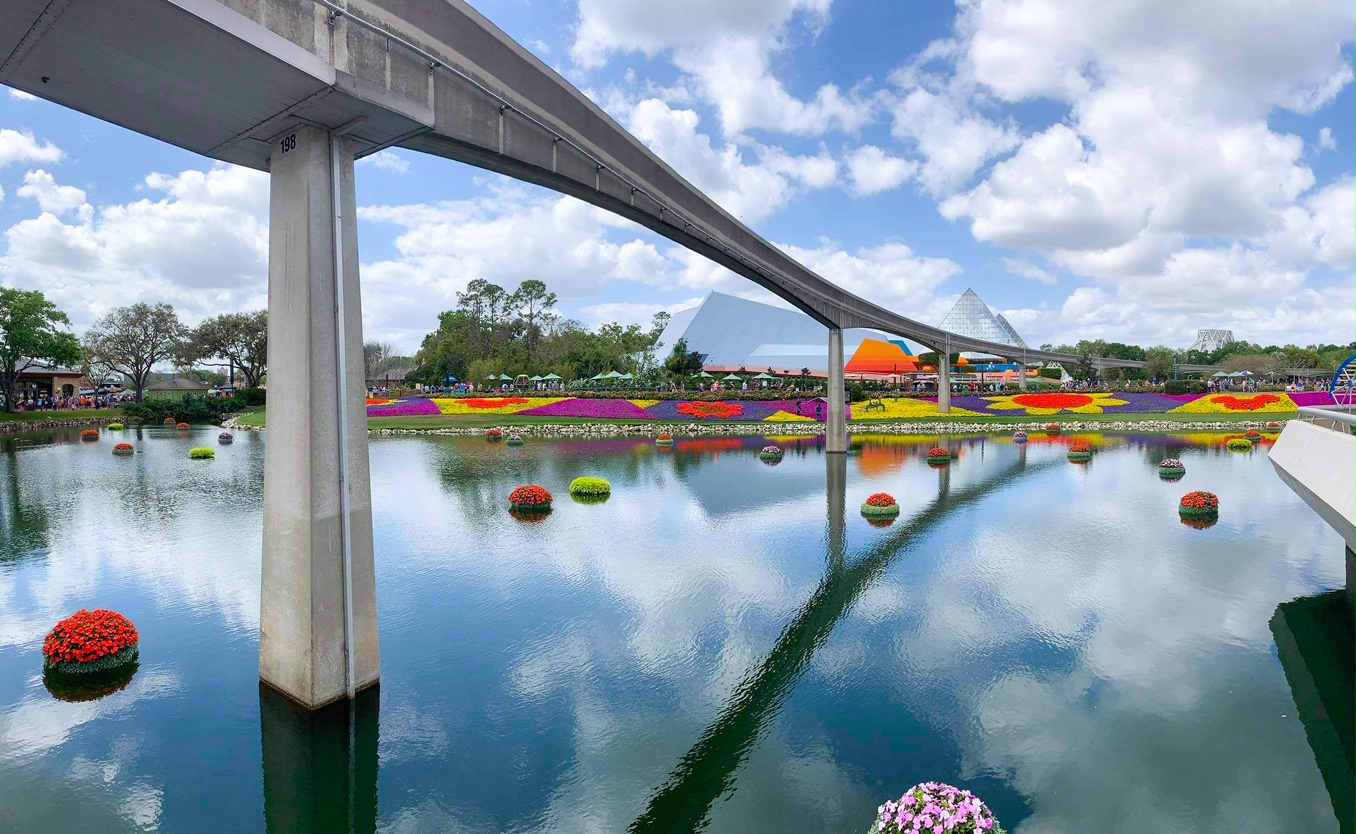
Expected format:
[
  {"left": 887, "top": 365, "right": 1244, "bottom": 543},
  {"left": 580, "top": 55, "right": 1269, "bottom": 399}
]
[
  {"left": 408, "top": 278, "right": 671, "bottom": 386},
  {"left": 1036, "top": 338, "right": 1354, "bottom": 383}
]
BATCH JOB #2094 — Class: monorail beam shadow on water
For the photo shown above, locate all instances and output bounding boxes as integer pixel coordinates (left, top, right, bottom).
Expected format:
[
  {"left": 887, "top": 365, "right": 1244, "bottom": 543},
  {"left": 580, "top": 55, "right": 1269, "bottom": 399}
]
[
  {"left": 1269, "top": 592, "right": 1354, "bottom": 834},
  {"left": 628, "top": 449, "right": 1046, "bottom": 834},
  {"left": 260, "top": 683, "right": 380, "bottom": 834}
]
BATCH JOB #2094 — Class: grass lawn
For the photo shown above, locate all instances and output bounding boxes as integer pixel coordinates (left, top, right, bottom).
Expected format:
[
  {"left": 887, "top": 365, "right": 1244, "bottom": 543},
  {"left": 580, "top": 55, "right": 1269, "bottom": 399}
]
[
  {"left": 237, "top": 408, "right": 1295, "bottom": 430},
  {"left": 0, "top": 408, "right": 122, "bottom": 422}
]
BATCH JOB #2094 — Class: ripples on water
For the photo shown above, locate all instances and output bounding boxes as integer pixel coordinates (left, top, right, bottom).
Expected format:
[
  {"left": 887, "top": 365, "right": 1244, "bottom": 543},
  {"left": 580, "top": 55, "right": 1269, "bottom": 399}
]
[{"left": 0, "top": 427, "right": 1347, "bottom": 833}]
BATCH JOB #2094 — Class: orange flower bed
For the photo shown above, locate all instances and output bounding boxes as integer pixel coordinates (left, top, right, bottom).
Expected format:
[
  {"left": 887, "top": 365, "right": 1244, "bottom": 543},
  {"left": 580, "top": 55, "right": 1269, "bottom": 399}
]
[
  {"left": 675, "top": 401, "right": 744, "bottom": 419},
  {"left": 365, "top": 397, "right": 392, "bottom": 406},
  {"left": 464, "top": 397, "right": 529, "bottom": 409},
  {"left": 508, "top": 484, "right": 552, "bottom": 511},
  {"left": 1213, "top": 394, "right": 1280, "bottom": 411},
  {"left": 1014, "top": 393, "right": 1093, "bottom": 409},
  {"left": 43, "top": 609, "right": 139, "bottom": 674}
]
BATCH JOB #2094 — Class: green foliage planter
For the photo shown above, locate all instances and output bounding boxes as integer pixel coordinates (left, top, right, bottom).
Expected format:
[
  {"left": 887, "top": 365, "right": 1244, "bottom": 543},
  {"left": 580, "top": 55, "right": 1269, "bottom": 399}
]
[
  {"left": 1158, "top": 458, "right": 1185, "bottom": 480},
  {"left": 569, "top": 476, "right": 611, "bottom": 498},
  {"left": 107, "top": 422, "right": 124, "bottom": 431},
  {"left": 505, "top": 434, "right": 525, "bottom": 447},
  {"left": 188, "top": 447, "right": 215, "bottom": 460},
  {"left": 1226, "top": 438, "right": 1253, "bottom": 452}
]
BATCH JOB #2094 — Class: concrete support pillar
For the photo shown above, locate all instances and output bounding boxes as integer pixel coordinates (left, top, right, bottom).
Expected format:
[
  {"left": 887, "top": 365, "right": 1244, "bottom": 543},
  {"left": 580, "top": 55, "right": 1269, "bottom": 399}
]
[
  {"left": 826, "top": 327, "right": 847, "bottom": 453},
  {"left": 1017, "top": 362, "right": 1028, "bottom": 391},
  {"left": 937, "top": 357, "right": 951, "bottom": 414},
  {"left": 826, "top": 452, "right": 846, "bottom": 572},
  {"left": 260, "top": 125, "right": 379, "bottom": 709}
]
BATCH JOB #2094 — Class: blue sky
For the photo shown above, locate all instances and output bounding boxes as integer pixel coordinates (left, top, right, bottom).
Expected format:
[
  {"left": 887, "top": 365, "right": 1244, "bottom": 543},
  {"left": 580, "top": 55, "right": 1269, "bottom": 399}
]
[{"left": 0, "top": 0, "right": 1352, "bottom": 353}]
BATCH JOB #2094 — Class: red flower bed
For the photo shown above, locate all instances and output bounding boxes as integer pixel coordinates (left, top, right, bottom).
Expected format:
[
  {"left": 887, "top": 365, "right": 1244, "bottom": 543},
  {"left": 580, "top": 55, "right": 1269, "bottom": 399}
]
[
  {"left": 1212, "top": 394, "right": 1280, "bottom": 411},
  {"left": 465, "top": 397, "right": 529, "bottom": 409},
  {"left": 508, "top": 484, "right": 552, "bottom": 510},
  {"left": 675, "top": 401, "right": 744, "bottom": 419},
  {"left": 1013, "top": 393, "right": 1093, "bottom": 409},
  {"left": 43, "top": 609, "right": 139, "bottom": 673},
  {"left": 865, "top": 492, "right": 897, "bottom": 507}
]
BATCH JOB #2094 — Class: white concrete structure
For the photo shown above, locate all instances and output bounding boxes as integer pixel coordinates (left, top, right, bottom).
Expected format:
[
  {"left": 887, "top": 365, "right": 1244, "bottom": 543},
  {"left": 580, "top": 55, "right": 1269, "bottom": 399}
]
[
  {"left": 1189, "top": 329, "right": 1235, "bottom": 354},
  {"left": 1269, "top": 415, "right": 1355, "bottom": 605},
  {"left": 259, "top": 126, "right": 379, "bottom": 707}
]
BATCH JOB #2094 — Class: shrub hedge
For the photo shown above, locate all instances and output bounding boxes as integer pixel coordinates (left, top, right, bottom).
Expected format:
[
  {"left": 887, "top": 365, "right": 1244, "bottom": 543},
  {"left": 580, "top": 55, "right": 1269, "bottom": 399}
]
[{"left": 123, "top": 388, "right": 265, "bottom": 424}]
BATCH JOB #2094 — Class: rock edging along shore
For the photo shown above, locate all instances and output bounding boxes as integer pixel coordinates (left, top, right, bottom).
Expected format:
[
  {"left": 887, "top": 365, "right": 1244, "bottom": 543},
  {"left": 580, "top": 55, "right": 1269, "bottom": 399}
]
[
  {"left": 0, "top": 416, "right": 118, "bottom": 435},
  {"left": 223, "top": 416, "right": 1288, "bottom": 437}
]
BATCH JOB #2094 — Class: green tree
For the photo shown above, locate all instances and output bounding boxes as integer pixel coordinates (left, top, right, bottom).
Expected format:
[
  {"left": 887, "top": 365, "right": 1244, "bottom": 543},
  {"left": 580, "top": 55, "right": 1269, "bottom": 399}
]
[
  {"left": 663, "top": 337, "right": 704, "bottom": 377},
  {"left": 184, "top": 310, "right": 268, "bottom": 387},
  {"left": 509, "top": 279, "right": 557, "bottom": 357},
  {"left": 0, "top": 288, "right": 81, "bottom": 412},
  {"left": 1142, "top": 347, "right": 1176, "bottom": 381},
  {"left": 84, "top": 303, "right": 185, "bottom": 402}
]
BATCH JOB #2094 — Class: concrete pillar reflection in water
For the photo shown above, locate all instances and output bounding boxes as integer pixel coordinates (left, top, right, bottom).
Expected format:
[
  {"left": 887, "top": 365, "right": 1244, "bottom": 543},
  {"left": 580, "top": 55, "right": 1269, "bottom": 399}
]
[
  {"left": 826, "top": 327, "right": 847, "bottom": 453},
  {"left": 260, "top": 683, "right": 379, "bottom": 834},
  {"left": 826, "top": 452, "right": 847, "bottom": 571},
  {"left": 260, "top": 125, "right": 379, "bottom": 708}
]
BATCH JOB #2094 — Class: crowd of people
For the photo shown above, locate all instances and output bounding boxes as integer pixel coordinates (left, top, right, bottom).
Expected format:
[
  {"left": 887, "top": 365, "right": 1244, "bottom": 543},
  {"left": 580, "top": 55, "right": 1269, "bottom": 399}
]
[{"left": 1, "top": 390, "right": 135, "bottom": 411}]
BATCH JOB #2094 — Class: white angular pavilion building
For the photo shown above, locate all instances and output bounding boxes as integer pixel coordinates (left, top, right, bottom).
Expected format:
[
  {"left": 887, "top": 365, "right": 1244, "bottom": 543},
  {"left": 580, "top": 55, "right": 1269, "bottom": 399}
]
[{"left": 937, "top": 289, "right": 1029, "bottom": 359}]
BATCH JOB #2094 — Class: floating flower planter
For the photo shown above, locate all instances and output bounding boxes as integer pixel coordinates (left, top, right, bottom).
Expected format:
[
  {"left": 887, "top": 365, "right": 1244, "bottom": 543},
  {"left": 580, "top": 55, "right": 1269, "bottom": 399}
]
[
  {"left": 508, "top": 484, "right": 552, "bottom": 514},
  {"left": 175, "top": 422, "right": 190, "bottom": 430},
  {"left": 925, "top": 447, "right": 951, "bottom": 466},
  {"left": 485, "top": 427, "right": 504, "bottom": 442},
  {"left": 505, "top": 434, "right": 525, "bottom": 447},
  {"left": 1180, "top": 516, "right": 1218, "bottom": 530},
  {"left": 655, "top": 432, "right": 674, "bottom": 446},
  {"left": 873, "top": 782, "right": 1004, "bottom": 834},
  {"left": 80, "top": 429, "right": 99, "bottom": 441},
  {"left": 188, "top": 447, "right": 215, "bottom": 459},
  {"left": 1012, "top": 430, "right": 1027, "bottom": 443},
  {"left": 1226, "top": 438, "right": 1252, "bottom": 452},
  {"left": 112, "top": 442, "right": 134, "bottom": 456},
  {"left": 1244, "top": 429, "right": 1261, "bottom": 442},
  {"left": 866, "top": 517, "right": 895, "bottom": 528},
  {"left": 758, "top": 444, "right": 783, "bottom": 464},
  {"left": 1045, "top": 423, "right": 1061, "bottom": 434},
  {"left": 43, "top": 662, "right": 138, "bottom": 703},
  {"left": 107, "top": 422, "right": 124, "bottom": 431},
  {"left": 1265, "top": 421, "right": 1282, "bottom": 430},
  {"left": 163, "top": 418, "right": 176, "bottom": 425},
  {"left": 861, "top": 492, "right": 901, "bottom": 520},
  {"left": 1179, "top": 490, "right": 1219, "bottom": 522},
  {"left": 1158, "top": 458, "right": 1185, "bottom": 479},
  {"left": 569, "top": 476, "right": 611, "bottom": 499},
  {"left": 1066, "top": 440, "right": 1092, "bottom": 462},
  {"left": 43, "top": 608, "right": 139, "bottom": 677},
  {"left": 218, "top": 432, "right": 233, "bottom": 444}
]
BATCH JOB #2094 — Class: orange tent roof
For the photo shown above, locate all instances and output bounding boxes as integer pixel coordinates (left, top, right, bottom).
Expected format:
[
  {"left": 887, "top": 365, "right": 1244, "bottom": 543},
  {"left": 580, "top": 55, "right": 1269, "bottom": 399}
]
[{"left": 844, "top": 338, "right": 919, "bottom": 375}]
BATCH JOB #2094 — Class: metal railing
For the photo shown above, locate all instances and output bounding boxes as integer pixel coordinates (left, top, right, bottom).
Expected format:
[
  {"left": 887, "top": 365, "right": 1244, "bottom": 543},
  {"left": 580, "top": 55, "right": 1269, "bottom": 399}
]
[{"left": 1296, "top": 405, "right": 1355, "bottom": 434}]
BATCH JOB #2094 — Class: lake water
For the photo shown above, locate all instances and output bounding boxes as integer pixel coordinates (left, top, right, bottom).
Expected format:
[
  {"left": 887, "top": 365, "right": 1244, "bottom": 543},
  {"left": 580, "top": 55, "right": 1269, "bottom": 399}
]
[{"left": 0, "top": 426, "right": 1347, "bottom": 833}]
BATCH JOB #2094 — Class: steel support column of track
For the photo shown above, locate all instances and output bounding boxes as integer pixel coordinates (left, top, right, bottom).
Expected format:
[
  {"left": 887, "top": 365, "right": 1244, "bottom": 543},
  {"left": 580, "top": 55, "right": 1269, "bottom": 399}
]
[{"left": 826, "top": 328, "right": 847, "bottom": 453}]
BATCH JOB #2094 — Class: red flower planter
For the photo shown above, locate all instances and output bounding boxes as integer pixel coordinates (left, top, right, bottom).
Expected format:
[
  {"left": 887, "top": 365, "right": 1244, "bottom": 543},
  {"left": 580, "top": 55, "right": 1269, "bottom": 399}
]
[
  {"left": 1178, "top": 490, "right": 1219, "bottom": 521},
  {"left": 42, "top": 609, "right": 139, "bottom": 676},
  {"left": 80, "top": 429, "right": 99, "bottom": 441},
  {"left": 508, "top": 484, "right": 552, "bottom": 513}
]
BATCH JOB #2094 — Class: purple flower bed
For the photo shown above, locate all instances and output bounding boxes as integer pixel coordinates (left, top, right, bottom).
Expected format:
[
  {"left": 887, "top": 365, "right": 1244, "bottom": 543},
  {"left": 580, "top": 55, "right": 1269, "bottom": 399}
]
[
  {"left": 1096, "top": 393, "right": 1184, "bottom": 412},
  {"left": 1289, "top": 391, "right": 1336, "bottom": 406},
  {"left": 644, "top": 399, "right": 775, "bottom": 421},
  {"left": 368, "top": 397, "right": 440, "bottom": 417},
  {"left": 516, "top": 398, "right": 654, "bottom": 419}
]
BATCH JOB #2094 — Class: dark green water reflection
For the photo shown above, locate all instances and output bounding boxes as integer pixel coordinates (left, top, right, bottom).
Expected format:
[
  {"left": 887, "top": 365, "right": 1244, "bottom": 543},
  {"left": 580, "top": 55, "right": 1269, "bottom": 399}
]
[{"left": 0, "top": 427, "right": 1348, "bottom": 832}]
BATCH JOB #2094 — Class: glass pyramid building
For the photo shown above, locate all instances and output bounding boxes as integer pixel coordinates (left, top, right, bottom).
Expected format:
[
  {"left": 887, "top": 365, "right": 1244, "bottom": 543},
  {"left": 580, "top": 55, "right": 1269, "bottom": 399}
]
[{"left": 937, "top": 289, "right": 1028, "bottom": 357}]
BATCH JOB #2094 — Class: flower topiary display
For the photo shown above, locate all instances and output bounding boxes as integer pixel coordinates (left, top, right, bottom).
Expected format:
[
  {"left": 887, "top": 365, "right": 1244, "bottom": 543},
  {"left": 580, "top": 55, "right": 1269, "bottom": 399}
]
[
  {"left": 80, "top": 429, "right": 99, "bottom": 441},
  {"left": 1012, "top": 430, "right": 1027, "bottom": 443},
  {"left": 1045, "top": 423, "right": 1061, "bottom": 434},
  {"left": 861, "top": 492, "right": 901, "bottom": 519},
  {"left": 758, "top": 444, "right": 783, "bottom": 463},
  {"left": 655, "top": 432, "right": 674, "bottom": 446},
  {"left": 188, "top": 447, "right": 215, "bottom": 459},
  {"left": 569, "top": 476, "right": 611, "bottom": 498},
  {"left": 505, "top": 434, "right": 525, "bottom": 446},
  {"left": 218, "top": 432, "right": 233, "bottom": 444},
  {"left": 175, "top": 422, "right": 190, "bottom": 430},
  {"left": 1066, "top": 440, "right": 1092, "bottom": 462},
  {"left": 112, "top": 442, "right": 134, "bottom": 456},
  {"left": 925, "top": 447, "right": 951, "bottom": 465},
  {"left": 1226, "top": 438, "right": 1252, "bottom": 452},
  {"left": 1244, "top": 429, "right": 1261, "bottom": 441},
  {"left": 163, "top": 417, "right": 176, "bottom": 425},
  {"left": 873, "top": 783, "right": 1005, "bottom": 834},
  {"left": 42, "top": 609, "right": 139, "bottom": 676},
  {"left": 1179, "top": 490, "right": 1219, "bottom": 520},
  {"left": 107, "top": 422, "right": 124, "bottom": 431},
  {"left": 508, "top": 484, "right": 552, "bottom": 512},
  {"left": 485, "top": 427, "right": 504, "bottom": 441},
  {"left": 1265, "top": 421, "right": 1282, "bottom": 430},
  {"left": 1158, "top": 458, "right": 1185, "bottom": 479}
]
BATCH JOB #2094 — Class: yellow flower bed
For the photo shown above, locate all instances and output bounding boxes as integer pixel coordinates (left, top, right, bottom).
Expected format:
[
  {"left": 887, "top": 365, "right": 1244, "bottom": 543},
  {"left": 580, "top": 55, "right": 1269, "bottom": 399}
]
[
  {"left": 1168, "top": 393, "right": 1297, "bottom": 414},
  {"left": 983, "top": 391, "right": 1128, "bottom": 415},
  {"left": 852, "top": 399, "right": 982, "bottom": 419},
  {"left": 431, "top": 397, "right": 565, "bottom": 415},
  {"left": 629, "top": 399, "right": 660, "bottom": 408},
  {"left": 764, "top": 410, "right": 815, "bottom": 422}
]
